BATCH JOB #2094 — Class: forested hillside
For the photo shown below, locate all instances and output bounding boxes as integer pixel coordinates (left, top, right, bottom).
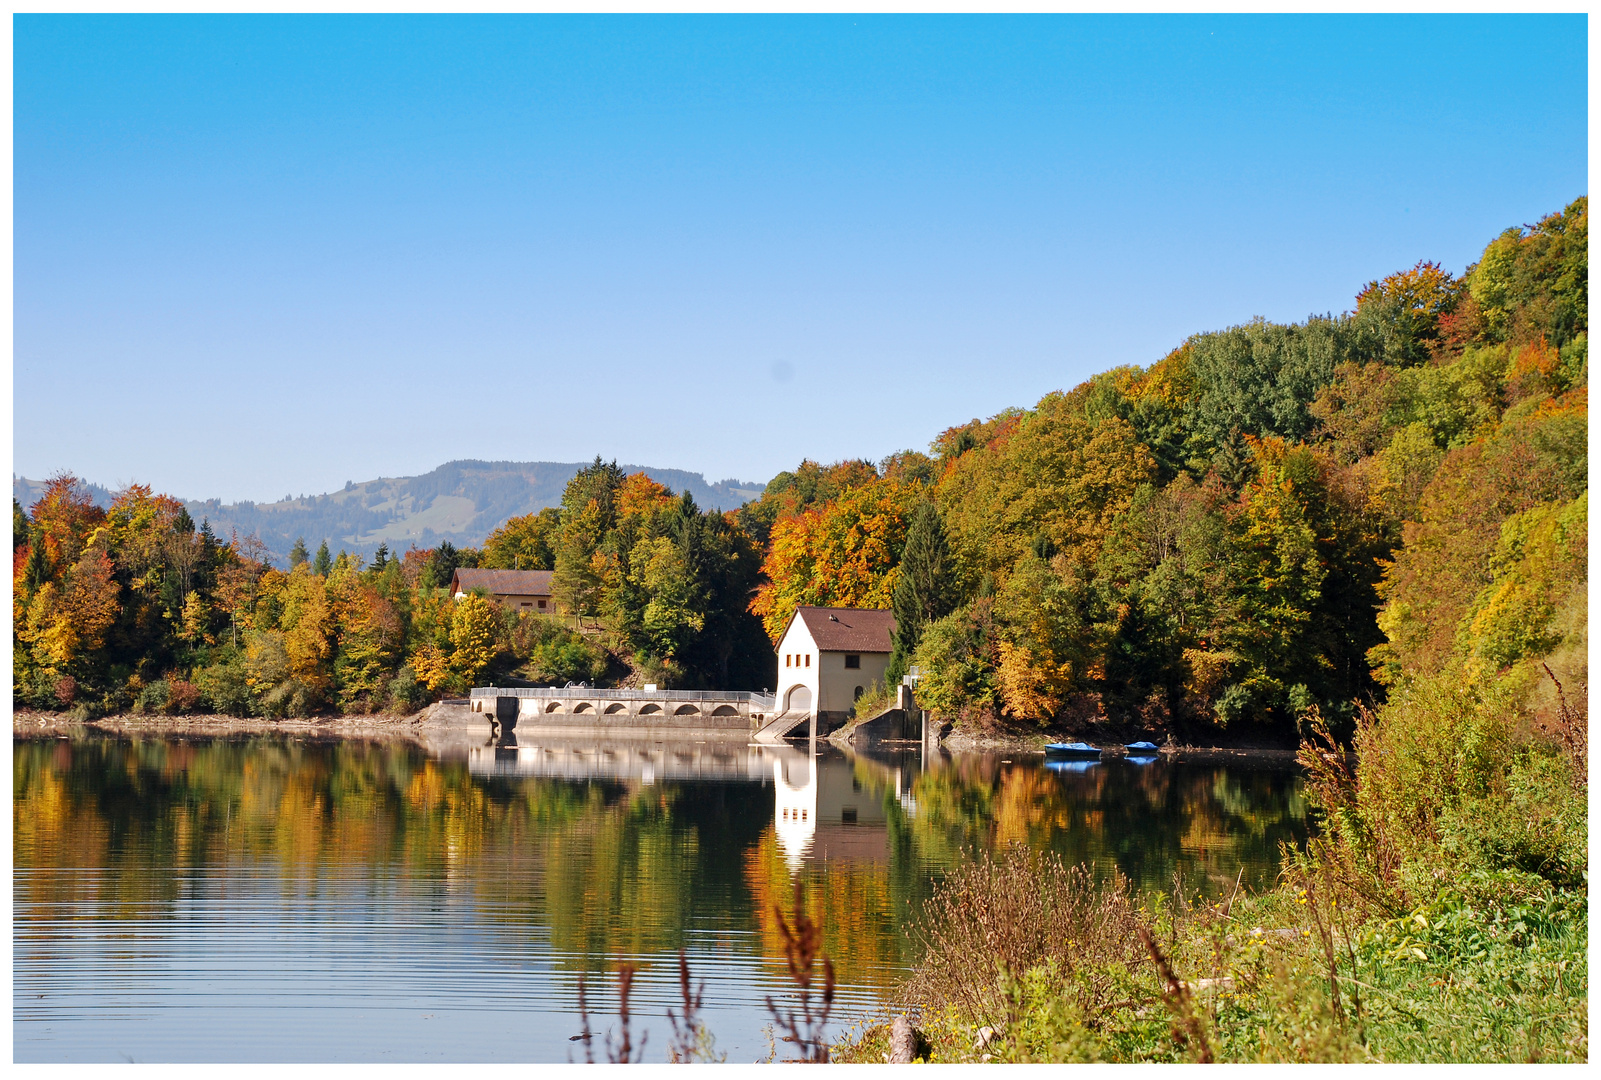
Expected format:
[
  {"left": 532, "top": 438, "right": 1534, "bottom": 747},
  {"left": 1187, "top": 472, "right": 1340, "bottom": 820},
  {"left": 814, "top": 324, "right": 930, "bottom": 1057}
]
[
  {"left": 741, "top": 196, "right": 1587, "bottom": 738},
  {"left": 14, "top": 198, "right": 1586, "bottom": 740},
  {"left": 13, "top": 459, "right": 765, "bottom": 569}
]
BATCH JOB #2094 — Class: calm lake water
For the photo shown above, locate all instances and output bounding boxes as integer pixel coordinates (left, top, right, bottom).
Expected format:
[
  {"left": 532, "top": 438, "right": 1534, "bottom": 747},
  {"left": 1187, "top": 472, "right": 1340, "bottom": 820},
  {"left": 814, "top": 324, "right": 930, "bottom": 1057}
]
[{"left": 14, "top": 732, "right": 1306, "bottom": 1062}]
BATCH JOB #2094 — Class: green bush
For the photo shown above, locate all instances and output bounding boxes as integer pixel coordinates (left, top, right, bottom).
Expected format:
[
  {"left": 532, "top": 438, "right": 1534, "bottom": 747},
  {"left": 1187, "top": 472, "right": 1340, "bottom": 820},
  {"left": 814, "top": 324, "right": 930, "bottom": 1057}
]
[
  {"left": 135, "top": 678, "right": 170, "bottom": 714},
  {"left": 1440, "top": 748, "right": 1587, "bottom": 887},
  {"left": 909, "top": 601, "right": 999, "bottom": 722},
  {"left": 256, "top": 677, "right": 317, "bottom": 719},
  {"left": 195, "top": 649, "right": 253, "bottom": 716},
  {"left": 510, "top": 614, "right": 611, "bottom": 685},
  {"left": 386, "top": 665, "right": 425, "bottom": 712}
]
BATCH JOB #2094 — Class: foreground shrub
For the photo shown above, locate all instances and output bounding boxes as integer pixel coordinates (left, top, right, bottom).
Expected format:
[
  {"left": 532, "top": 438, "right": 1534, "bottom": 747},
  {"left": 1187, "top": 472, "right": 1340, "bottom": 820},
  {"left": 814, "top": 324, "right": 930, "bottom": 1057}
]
[
  {"left": 1300, "top": 668, "right": 1587, "bottom": 911},
  {"left": 906, "top": 844, "right": 1147, "bottom": 1029}
]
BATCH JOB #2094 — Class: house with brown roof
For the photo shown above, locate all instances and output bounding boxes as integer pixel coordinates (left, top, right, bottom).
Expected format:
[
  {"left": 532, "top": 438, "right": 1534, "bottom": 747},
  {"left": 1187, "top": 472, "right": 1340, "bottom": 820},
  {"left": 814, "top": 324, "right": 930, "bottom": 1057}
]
[
  {"left": 450, "top": 568, "right": 556, "bottom": 613},
  {"left": 773, "top": 606, "right": 896, "bottom": 732}
]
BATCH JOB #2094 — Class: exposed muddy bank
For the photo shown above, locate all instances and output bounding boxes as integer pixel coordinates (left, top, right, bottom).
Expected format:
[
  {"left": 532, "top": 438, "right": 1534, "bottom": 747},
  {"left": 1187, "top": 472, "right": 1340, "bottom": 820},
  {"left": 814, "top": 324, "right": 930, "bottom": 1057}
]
[
  {"left": 12, "top": 708, "right": 1300, "bottom": 762},
  {"left": 13, "top": 704, "right": 453, "bottom": 742}
]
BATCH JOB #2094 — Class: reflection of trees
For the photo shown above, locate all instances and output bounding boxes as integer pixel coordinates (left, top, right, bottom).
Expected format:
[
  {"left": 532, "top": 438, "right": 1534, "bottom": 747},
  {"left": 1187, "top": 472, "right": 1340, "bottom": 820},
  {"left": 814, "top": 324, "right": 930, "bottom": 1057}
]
[
  {"left": 907, "top": 757, "right": 1308, "bottom": 896},
  {"left": 12, "top": 738, "right": 773, "bottom": 974},
  {"left": 14, "top": 738, "right": 1308, "bottom": 1000},
  {"left": 741, "top": 831, "right": 903, "bottom": 993}
]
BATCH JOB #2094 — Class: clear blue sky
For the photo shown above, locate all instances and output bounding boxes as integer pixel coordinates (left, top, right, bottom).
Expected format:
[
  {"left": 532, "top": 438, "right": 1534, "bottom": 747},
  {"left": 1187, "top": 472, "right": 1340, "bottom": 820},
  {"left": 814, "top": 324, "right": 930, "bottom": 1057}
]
[{"left": 14, "top": 15, "right": 1588, "bottom": 503}]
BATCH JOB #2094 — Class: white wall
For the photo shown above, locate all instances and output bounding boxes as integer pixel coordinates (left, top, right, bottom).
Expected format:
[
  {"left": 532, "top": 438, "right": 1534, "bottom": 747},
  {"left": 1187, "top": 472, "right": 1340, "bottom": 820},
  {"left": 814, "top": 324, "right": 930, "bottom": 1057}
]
[
  {"left": 775, "top": 615, "right": 892, "bottom": 717},
  {"left": 775, "top": 616, "right": 819, "bottom": 715},
  {"left": 816, "top": 648, "right": 891, "bottom": 715}
]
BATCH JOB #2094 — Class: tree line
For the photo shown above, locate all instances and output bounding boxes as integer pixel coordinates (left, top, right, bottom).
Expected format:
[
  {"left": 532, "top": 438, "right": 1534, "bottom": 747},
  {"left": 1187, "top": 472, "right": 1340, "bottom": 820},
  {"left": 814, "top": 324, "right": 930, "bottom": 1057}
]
[
  {"left": 13, "top": 458, "right": 772, "bottom": 716},
  {"left": 742, "top": 196, "right": 1586, "bottom": 737},
  {"left": 14, "top": 197, "right": 1586, "bottom": 735}
]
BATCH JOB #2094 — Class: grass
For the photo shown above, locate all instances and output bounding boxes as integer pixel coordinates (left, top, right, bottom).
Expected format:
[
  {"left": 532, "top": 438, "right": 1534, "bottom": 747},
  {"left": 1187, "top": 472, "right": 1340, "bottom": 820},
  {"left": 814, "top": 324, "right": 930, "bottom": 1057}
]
[
  {"left": 833, "top": 669, "right": 1589, "bottom": 1064},
  {"left": 834, "top": 864, "right": 1588, "bottom": 1064}
]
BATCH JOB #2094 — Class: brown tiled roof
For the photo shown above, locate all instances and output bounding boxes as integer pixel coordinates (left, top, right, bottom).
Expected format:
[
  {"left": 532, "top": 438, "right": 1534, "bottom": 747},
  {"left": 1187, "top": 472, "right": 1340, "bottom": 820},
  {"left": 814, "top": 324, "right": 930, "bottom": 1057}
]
[
  {"left": 787, "top": 606, "right": 896, "bottom": 653},
  {"left": 451, "top": 568, "right": 555, "bottom": 597}
]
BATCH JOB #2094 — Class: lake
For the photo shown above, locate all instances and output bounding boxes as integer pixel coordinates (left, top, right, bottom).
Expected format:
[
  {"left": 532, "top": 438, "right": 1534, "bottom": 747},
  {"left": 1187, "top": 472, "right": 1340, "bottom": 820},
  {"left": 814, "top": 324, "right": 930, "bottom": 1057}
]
[{"left": 13, "top": 731, "right": 1306, "bottom": 1062}]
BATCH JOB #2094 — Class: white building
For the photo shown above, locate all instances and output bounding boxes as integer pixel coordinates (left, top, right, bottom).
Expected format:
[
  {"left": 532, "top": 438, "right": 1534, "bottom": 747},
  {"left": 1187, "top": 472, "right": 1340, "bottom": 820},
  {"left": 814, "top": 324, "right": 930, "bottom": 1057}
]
[{"left": 772, "top": 606, "right": 896, "bottom": 734}]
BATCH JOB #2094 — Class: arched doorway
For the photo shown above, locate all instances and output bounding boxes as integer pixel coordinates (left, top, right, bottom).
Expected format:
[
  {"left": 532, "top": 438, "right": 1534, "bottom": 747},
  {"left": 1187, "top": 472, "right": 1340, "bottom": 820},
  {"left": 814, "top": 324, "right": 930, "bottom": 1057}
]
[{"left": 784, "top": 685, "right": 812, "bottom": 714}]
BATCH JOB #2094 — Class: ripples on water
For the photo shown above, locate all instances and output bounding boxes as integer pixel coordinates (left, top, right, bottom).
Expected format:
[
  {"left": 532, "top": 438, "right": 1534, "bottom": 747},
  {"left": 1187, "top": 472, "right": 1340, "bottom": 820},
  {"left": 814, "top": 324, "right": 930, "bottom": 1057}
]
[{"left": 14, "top": 732, "right": 1306, "bottom": 1062}]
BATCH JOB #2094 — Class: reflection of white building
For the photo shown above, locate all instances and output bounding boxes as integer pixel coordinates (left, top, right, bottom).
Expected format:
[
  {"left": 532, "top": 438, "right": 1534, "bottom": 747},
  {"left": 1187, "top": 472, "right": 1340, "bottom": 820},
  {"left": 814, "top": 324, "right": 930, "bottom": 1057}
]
[
  {"left": 770, "top": 748, "right": 922, "bottom": 871},
  {"left": 772, "top": 753, "right": 817, "bottom": 872},
  {"left": 773, "top": 607, "right": 896, "bottom": 734}
]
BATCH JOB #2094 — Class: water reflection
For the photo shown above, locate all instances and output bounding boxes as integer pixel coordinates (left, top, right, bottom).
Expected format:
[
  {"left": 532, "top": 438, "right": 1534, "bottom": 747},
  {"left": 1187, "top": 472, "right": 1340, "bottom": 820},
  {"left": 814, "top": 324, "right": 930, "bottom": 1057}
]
[{"left": 14, "top": 733, "right": 1305, "bottom": 1062}]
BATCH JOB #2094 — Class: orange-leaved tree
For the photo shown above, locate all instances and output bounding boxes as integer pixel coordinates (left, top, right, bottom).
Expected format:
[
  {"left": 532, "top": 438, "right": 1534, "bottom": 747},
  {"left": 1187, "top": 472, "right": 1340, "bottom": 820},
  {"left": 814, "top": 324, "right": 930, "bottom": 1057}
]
[{"left": 750, "top": 479, "right": 916, "bottom": 641}]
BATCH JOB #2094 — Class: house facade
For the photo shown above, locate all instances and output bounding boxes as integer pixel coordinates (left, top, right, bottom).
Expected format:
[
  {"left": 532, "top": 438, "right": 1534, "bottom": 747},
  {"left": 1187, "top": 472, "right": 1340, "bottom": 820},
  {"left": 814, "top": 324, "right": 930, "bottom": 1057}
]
[
  {"left": 773, "top": 606, "right": 896, "bottom": 733},
  {"left": 450, "top": 568, "right": 556, "bottom": 612}
]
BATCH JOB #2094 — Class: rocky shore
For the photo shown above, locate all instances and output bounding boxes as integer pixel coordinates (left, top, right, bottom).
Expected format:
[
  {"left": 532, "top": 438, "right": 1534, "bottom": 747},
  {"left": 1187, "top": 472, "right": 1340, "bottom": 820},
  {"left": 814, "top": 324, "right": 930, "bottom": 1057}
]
[
  {"left": 13, "top": 707, "right": 1300, "bottom": 762},
  {"left": 11, "top": 702, "right": 472, "bottom": 741}
]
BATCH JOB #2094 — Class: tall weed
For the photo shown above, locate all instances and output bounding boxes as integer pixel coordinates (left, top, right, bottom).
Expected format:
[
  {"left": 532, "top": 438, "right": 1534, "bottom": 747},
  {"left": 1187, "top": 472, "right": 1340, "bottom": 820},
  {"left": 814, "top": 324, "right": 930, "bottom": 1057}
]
[{"left": 906, "top": 845, "right": 1147, "bottom": 1029}]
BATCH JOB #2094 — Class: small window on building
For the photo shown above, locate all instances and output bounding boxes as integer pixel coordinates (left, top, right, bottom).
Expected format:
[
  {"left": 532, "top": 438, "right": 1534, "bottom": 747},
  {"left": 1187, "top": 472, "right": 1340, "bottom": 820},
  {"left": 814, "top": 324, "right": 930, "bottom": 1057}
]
[
  {"left": 538, "top": 599, "right": 547, "bottom": 609},
  {"left": 845, "top": 654, "right": 861, "bottom": 669},
  {"left": 784, "top": 654, "right": 790, "bottom": 667},
  {"left": 841, "top": 807, "right": 857, "bottom": 824},
  {"left": 805, "top": 654, "right": 811, "bottom": 667},
  {"left": 520, "top": 602, "right": 532, "bottom": 608},
  {"left": 854, "top": 685, "right": 864, "bottom": 700}
]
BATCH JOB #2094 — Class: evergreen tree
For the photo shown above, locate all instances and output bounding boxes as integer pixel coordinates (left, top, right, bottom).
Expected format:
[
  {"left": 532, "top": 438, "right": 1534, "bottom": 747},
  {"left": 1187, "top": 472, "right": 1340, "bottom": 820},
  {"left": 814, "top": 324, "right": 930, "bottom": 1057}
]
[
  {"left": 14, "top": 498, "right": 29, "bottom": 551},
  {"left": 422, "top": 540, "right": 474, "bottom": 590},
  {"left": 887, "top": 501, "right": 957, "bottom": 684},
  {"left": 313, "top": 540, "right": 333, "bottom": 577},
  {"left": 289, "top": 537, "right": 310, "bottom": 568},
  {"left": 561, "top": 457, "right": 627, "bottom": 523},
  {"left": 370, "top": 543, "right": 390, "bottom": 572},
  {"left": 21, "top": 537, "right": 49, "bottom": 597},
  {"left": 195, "top": 518, "right": 221, "bottom": 595}
]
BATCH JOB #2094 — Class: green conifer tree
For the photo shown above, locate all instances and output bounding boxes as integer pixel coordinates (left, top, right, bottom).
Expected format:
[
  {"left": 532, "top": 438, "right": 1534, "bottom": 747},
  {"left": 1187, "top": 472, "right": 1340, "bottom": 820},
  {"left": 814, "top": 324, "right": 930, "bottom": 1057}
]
[
  {"left": 887, "top": 501, "right": 957, "bottom": 684},
  {"left": 21, "top": 537, "right": 50, "bottom": 597},
  {"left": 289, "top": 537, "right": 310, "bottom": 568},
  {"left": 313, "top": 540, "right": 332, "bottom": 577}
]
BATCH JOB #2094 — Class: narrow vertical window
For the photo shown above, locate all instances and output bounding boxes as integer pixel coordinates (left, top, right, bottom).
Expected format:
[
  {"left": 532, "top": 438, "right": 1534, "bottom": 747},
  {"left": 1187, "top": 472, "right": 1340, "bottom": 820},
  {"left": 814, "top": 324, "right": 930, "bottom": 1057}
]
[{"left": 805, "top": 654, "right": 811, "bottom": 668}]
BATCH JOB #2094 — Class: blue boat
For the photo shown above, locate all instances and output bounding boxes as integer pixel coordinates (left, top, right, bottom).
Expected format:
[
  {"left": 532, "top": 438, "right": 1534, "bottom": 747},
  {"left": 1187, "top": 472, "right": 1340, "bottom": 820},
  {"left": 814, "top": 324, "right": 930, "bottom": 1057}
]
[
  {"left": 1044, "top": 741, "right": 1102, "bottom": 758},
  {"left": 1126, "top": 740, "right": 1160, "bottom": 753}
]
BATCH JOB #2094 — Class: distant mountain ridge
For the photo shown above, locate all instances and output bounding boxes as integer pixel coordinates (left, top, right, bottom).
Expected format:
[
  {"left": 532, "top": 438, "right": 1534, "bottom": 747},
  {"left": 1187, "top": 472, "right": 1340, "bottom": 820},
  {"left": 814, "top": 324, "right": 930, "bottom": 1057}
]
[{"left": 13, "top": 459, "right": 768, "bottom": 568}]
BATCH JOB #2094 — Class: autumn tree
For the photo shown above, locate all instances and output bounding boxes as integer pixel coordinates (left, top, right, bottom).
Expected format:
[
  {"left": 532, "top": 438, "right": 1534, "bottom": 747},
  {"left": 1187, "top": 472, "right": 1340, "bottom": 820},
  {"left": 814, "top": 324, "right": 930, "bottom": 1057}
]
[
  {"left": 750, "top": 479, "right": 916, "bottom": 641},
  {"left": 481, "top": 507, "right": 562, "bottom": 570}
]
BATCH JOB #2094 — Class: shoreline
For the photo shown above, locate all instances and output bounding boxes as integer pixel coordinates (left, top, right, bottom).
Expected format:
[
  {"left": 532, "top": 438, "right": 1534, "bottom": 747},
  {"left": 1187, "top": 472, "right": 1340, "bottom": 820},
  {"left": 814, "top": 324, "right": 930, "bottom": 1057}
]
[
  {"left": 939, "top": 728, "right": 1300, "bottom": 761},
  {"left": 13, "top": 709, "right": 1303, "bottom": 762},
  {"left": 12, "top": 708, "right": 434, "bottom": 741}
]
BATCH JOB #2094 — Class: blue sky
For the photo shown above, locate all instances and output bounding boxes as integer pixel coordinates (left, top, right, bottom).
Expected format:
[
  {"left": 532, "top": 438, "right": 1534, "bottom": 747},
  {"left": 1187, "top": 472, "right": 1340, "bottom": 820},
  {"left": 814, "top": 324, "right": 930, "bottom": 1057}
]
[{"left": 14, "top": 15, "right": 1588, "bottom": 502}]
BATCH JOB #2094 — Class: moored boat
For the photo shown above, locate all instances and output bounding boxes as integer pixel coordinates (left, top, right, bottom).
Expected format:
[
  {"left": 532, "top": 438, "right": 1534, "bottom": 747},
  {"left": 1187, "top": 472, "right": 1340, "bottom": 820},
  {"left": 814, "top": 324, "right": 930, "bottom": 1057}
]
[
  {"left": 1125, "top": 740, "right": 1160, "bottom": 753},
  {"left": 1044, "top": 741, "right": 1102, "bottom": 758}
]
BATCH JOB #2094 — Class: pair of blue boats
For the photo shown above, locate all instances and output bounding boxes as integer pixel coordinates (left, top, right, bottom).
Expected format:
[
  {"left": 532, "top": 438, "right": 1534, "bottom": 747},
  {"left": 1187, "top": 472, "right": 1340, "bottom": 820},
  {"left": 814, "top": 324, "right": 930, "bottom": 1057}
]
[{"left": 1044, "top": 740, "right": 1160, "bottom": 758}]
